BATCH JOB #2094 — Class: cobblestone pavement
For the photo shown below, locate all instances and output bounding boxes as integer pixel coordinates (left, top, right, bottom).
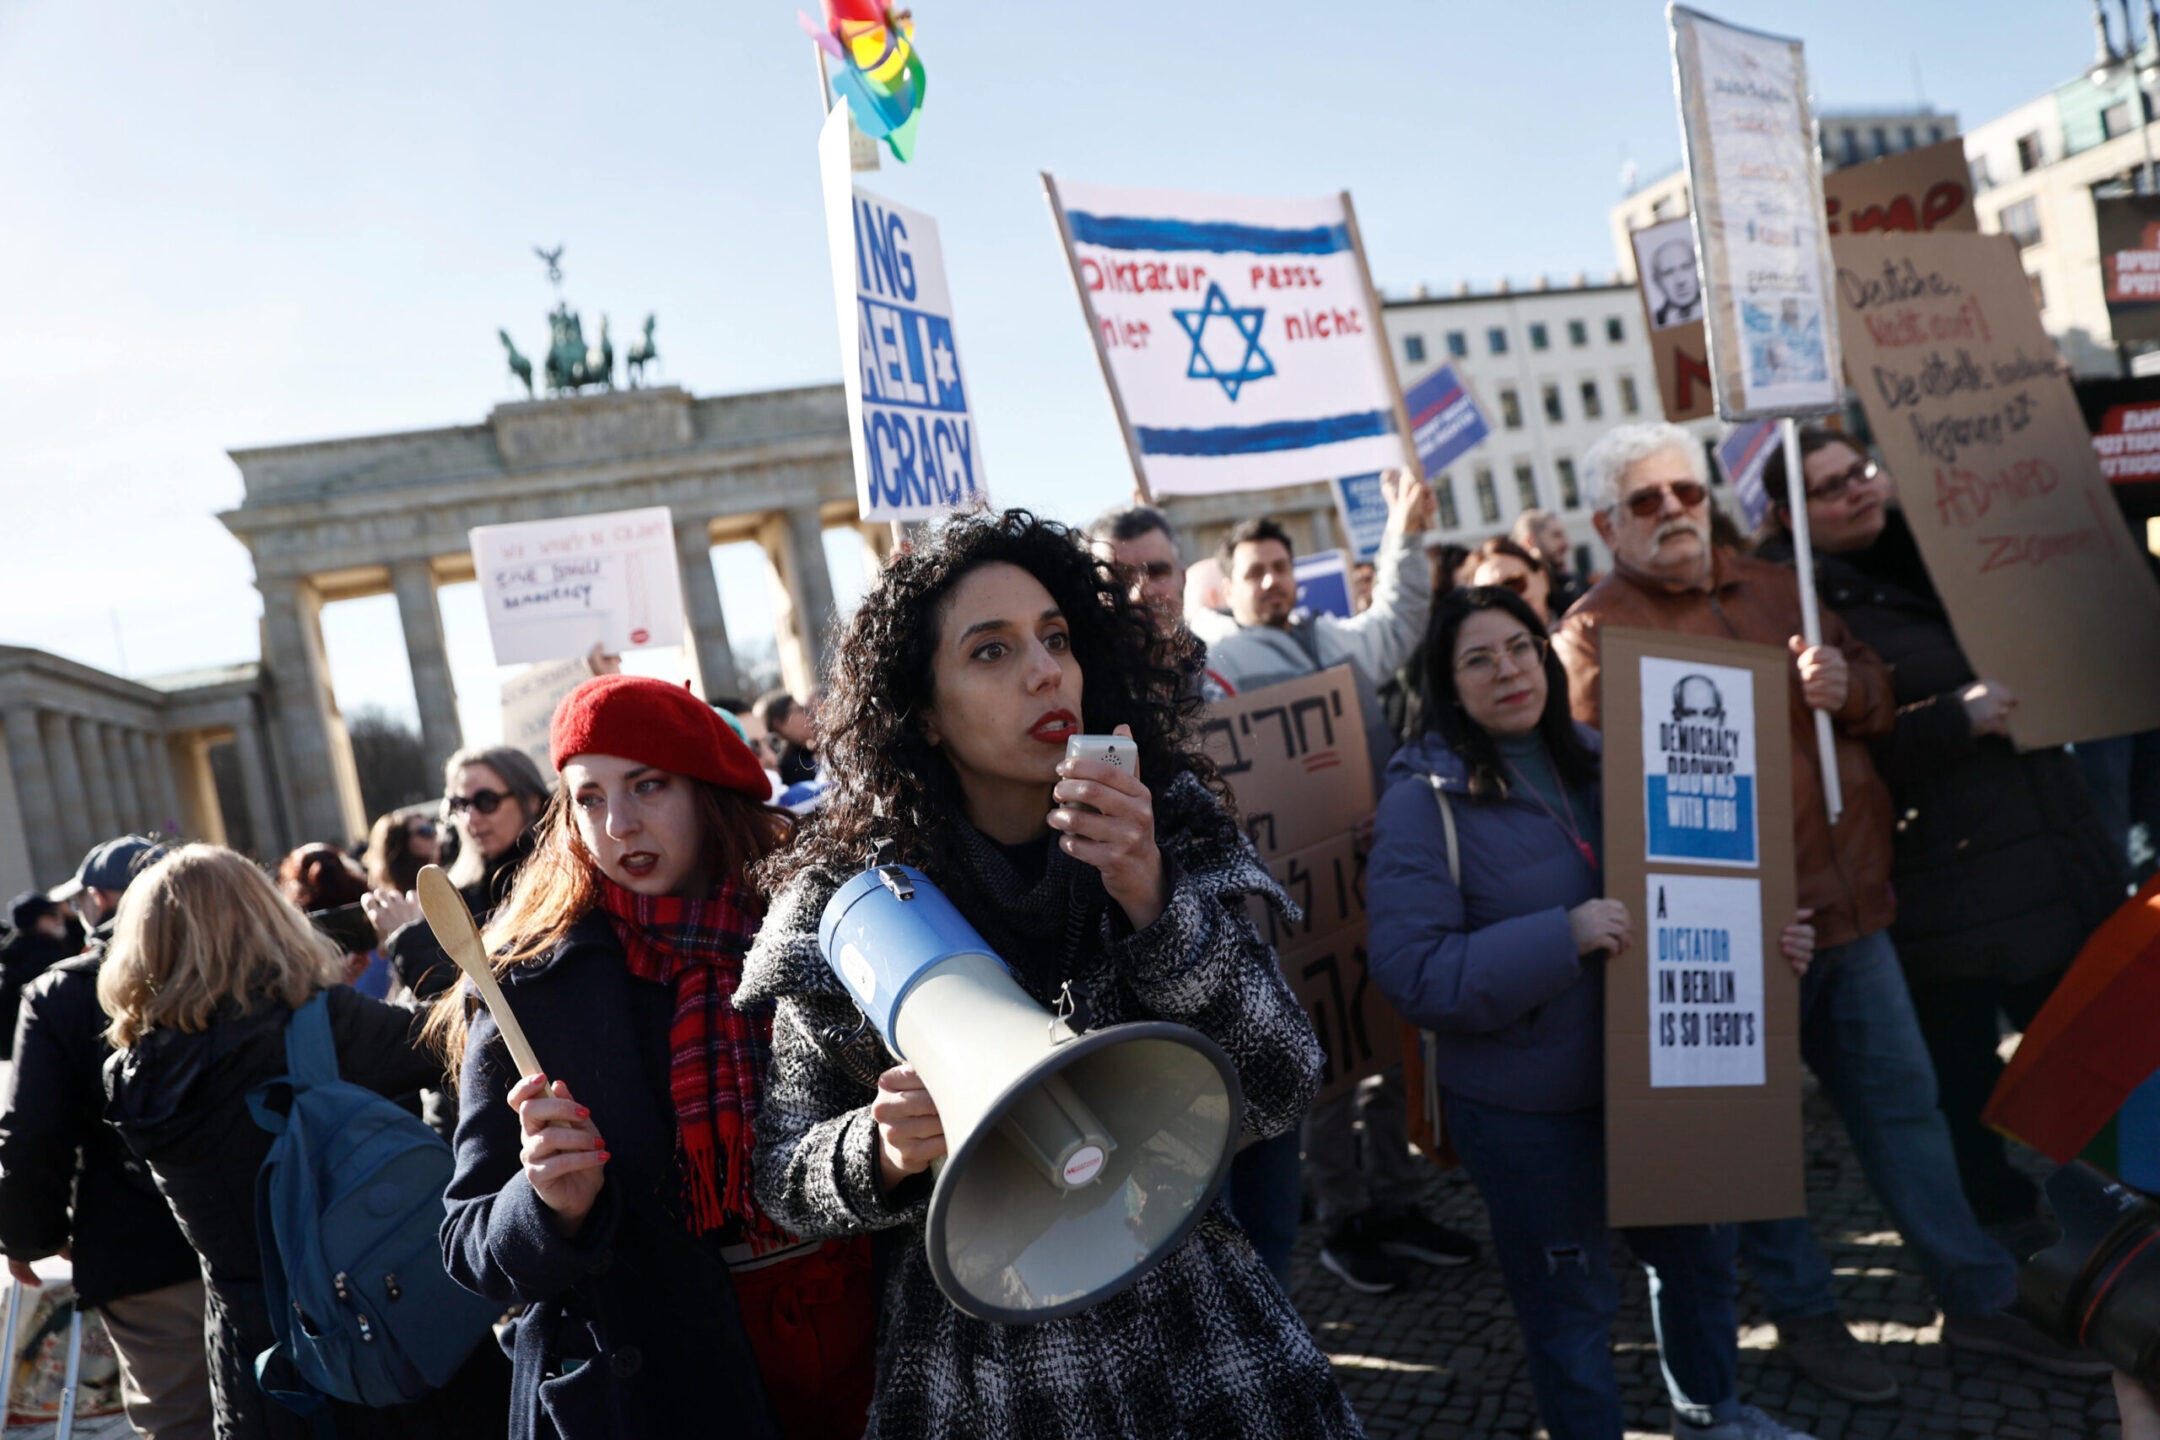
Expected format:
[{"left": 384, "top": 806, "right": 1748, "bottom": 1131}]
[{"left": 1291, "top": 1079, "right": 2123, "bottom": 1439}]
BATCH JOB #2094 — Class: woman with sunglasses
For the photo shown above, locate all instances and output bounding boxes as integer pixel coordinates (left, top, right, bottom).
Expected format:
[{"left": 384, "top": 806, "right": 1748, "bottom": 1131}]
[
  {"left": 1466, "top": 536, "right": 1554, "bottom": 624},
  {"left": 1368, "top": 585, "right": 1816, "bottom": 1440},
  {"left": 1758, "top": 428, "right": 2119, "bottom": 1242}
]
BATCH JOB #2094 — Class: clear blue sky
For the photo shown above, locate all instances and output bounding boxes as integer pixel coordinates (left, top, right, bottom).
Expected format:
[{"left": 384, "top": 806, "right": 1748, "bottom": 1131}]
[{"left": 0, "top": 0, "right": 2095, "bottom": 734}]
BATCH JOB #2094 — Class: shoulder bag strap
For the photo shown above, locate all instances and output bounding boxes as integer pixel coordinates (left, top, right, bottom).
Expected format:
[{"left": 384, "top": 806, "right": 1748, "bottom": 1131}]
[{"left": 1424, "top": 775, "right": 1461, "bottom": 887}]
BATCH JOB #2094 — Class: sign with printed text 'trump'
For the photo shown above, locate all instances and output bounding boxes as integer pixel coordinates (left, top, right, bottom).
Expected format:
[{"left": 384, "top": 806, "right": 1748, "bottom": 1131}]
[
  {"left": 1640, "top": 654, "right": 1759, "bottom": 867},
  {"left": 820, "top": 104, "right": 986, "bottom": 523}
]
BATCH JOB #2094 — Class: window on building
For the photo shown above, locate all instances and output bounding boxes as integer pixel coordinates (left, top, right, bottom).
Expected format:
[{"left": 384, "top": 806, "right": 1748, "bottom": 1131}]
[
  {"left": 1530, "top": 322, "right": 1550, "bottom": 351},
  {"left": 1929, "top": 124, "right": 1945, "bottom": 144},
  {"left": 2028, "top": 269, "right": 2047, "bottom": 313},
  {"left": 1488, "top": 326, "right": 1510, "bottom": 355},
  {"left": 1970, "top": 155, "right": 1994, "bottom": 191},
  {"left": 1568, "top": 319, "right": 1588, "bottom": 347},
  {"left": 2001, "top": 198, "right": 2043, "bottom": 248},
  {"left": 1542, "top": 384, "right": 1563, "bottom": 423},
  {"left": 1579, "top": 380, "right": 1603, "bottom": 419},
  {"left": 1606, "top": 315, "right": 1624, "bottom": 343},
  {"left": 1404, "top": 334, "right": 1427, "bottom": 364},
  {"left": 1474, "top": 468, "right": 1500, "bottom": 525},
  {"left": 1900, "top": 124, "right": 1917, "bottom": 150},
  {"left": 1871, "top": 126, "right": 1889, "bottom": 158},
  {"left": 1555, "top": 457, "right": 1581, "bottom": 510},
  {"left": 1434, "top": 473, "right": 1460, "bottom": 530},
  {"left": 1446, "top": 330, "right": 1468, "bottom": 358},
  {"left": 1841, "top": 129, "right": 1861, "bottom": 167},
  {"left": 2105, "top": 101, "right": 2135, "bottom": 140},
  {"left": 1618, "top": 374, "right": 1641, "bottom": 415},
  {"left": 1499, "top": 388, "right": 1523, "bottom": 429},
  {"left": 2017, "top": 131, "right": 2045, "bottom": 173},
  {"left": 1514, "top": 463, "right": 1539, "bottom": 512}
]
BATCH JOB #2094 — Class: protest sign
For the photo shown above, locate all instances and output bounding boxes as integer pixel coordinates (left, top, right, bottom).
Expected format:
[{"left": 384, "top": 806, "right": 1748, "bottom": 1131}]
[
  {"left": 2096, "top": 195, "right": 2160, "bottom": 346},
  {"left": 1822, "top": 137, "right": 1977, "bottom": 238},
  {"left": 500, "top": 656, "right": 594, "bottom": 775},
  {"left": 1631, "top": 218, "right": 1715, "bottom": 423},
  {"left": 1293, "top": 549, "right": 1353, "bottom": 619},
  {"left": 1402, "top": 362, "right": 1492, "bottom": 476},
  {"left": 1202, "top": 666, "right": 1399, "bottom": 1101},
  {"left": 1600, "top": 627, "right": 1802, "bottom": 1227},
  {"left": 1332, "top": 472, "right": 1389, "bottom": 563},
  {"left": 2077, "top": 377, "right": 2160, "bottom": 502},
  {"left": 1669, "top": 7, "right": 1843, "bottom": 420},
  {"left": 1042, "top": 176, "right": 1414, "bottom": 498},
  {"left": 1834, "top": 231, "right": 2160, "bottom": 746},
  {"left": 819, "top": 104, "right": 986, "bottom": 523},
  {"left": 467, "top": 507, "right": 684, "bottom": 665},
  {"left": 1717, "top": 419, "right": 1779, "bottom": 529}
]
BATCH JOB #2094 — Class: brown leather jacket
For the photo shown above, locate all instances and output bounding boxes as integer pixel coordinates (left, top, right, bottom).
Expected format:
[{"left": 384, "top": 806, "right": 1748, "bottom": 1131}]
[{"left": 1553, "top": 549, "right": 1898, "bottom": 949}]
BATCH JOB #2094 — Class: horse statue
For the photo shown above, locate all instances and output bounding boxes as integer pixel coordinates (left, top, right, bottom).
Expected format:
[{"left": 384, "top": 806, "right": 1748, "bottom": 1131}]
[
  {"left": 543, "top": 303, "right": 614, "bottom": 392},
  {"left": 498, "top": 328, "right": 534, "bottom": 399},
  {"left": 625, "top": 314, "right": 659, "bottom": 387}
]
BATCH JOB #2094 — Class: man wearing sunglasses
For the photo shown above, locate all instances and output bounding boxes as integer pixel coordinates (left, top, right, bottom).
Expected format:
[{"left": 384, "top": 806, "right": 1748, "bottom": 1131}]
[{"left": 1553, "top": 422, "right": 2100, "bottom": 1404}]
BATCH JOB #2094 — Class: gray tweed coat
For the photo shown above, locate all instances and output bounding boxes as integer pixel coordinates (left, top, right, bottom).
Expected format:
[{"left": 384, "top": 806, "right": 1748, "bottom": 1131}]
[{"left": 739, "top": 771, "right": 1361, "bottom": 1440}]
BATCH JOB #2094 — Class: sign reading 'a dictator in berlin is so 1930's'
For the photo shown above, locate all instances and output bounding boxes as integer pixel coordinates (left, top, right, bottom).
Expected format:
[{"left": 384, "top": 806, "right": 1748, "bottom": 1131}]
[
  {"left": 1639, "top": 653, "right": 1759, "bottom": 867},
  {"left": 1647, "top": 872, "right": 1767, "bottom": 1089},
  {"left": 819, "top": 103, "right": 986, "bottom": 524}
]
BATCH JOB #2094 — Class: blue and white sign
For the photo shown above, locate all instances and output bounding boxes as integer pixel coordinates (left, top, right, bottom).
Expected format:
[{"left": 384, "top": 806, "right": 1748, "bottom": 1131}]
[
  {"left": 1046, "top": 176, "right": 1411, "bottom": 497},
  {"left": 1331, "top": 472, "right": 1389, "bottom": 563},
  {"left": 1640, "top": 654, "right": 1759, "bottom": 867},
  {"left": 1717, "top": 420, "right": 1779, "bottom": 530},
  {"left": 1401, "top": 362, "right": 1491, "bottom": 477},
  {"left": 821, "top": 104, "right": 986, "bottom": 522},
  {"left": 1293, "top": 549, "right": 1354, "bottom": 619},
  {"left": 1646, "top": 872, "right": 1766, "bottom": 1088}
]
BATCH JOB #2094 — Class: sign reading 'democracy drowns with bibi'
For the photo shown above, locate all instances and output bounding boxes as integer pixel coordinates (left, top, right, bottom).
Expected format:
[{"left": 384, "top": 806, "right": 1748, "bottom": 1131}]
[
  {"left": 1833, "top": 231, "right": 2160, "bottom": 747},
  {"left": 819, "top": 104, "right": 986, "bottom": 523},
  {"left": 468, "top": 508, "right": 685, "bottom": 665},
  {"left": 1042, "top": 176, "right": 1412, "bottom": 498},
  {"left": 1600, "top": 626, "right": 1801, "bottom": 1227},
  {"left": 1669, "top": 7, "right": 1842, "bottom": 419}
]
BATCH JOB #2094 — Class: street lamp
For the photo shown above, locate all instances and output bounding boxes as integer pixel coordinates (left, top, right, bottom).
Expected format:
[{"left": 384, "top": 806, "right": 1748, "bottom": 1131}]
[{"left": 2091, "top": 0, "right": 2160, "bottom": 193}]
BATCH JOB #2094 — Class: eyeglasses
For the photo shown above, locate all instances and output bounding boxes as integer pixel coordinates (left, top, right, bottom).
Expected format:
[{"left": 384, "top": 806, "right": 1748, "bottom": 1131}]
[
  {"left": 1620, "top": 480, "right": 1709, "bottom": 518},
  {"left": 1483, "top": 573, "right": 1532, "bottom": 596},
  {"left": 448, "top": 788, "right": 515, "bottom": 816},
  {"left": 1455, "top": 632, "right": 1548, "bottom": 681},
  {"left": 408, "top": 820, "right": 437, "bottom": 840},
  {"left": 1805, "top": 458, "right": 1877, "bottom": 504}
]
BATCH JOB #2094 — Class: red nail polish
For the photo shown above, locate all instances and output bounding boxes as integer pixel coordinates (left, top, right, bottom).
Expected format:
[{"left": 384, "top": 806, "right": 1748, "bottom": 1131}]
[{"left": 575, "top": 1106, "right": 590, "bottom": 1118}]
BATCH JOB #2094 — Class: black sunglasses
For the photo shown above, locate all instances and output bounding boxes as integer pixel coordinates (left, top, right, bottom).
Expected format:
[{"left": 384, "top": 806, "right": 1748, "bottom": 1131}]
[{"left": 447, "top": 788, "right": 514, "bottom": 816}]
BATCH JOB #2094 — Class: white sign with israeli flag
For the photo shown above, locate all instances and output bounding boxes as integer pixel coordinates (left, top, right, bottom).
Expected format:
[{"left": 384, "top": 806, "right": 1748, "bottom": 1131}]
[
  {"left": 1044, "top": 177, "right": 1411, "bottom": 497},
  {"left": 820, "top": 104, "right": 987, "bottom": 522}
]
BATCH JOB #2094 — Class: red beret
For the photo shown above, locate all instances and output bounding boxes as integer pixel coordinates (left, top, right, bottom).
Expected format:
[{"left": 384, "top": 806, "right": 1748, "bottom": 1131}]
[{"left": 549, "top": 675, "right": 769, "bottom": 799}]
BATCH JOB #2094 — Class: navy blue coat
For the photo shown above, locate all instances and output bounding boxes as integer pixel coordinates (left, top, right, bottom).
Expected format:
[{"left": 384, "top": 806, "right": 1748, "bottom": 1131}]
[
  {"left": 1367, "top": 727, "right": 1608, "bottom": 1114},
  {"left": 439, "top": 915, "right": 778, "bottom": 1440}
]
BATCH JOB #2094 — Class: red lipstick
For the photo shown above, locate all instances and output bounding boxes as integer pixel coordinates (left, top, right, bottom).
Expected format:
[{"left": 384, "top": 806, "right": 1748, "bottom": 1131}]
[{"left": 1030, "top": 709, "right": 1079, "bottom": 744}]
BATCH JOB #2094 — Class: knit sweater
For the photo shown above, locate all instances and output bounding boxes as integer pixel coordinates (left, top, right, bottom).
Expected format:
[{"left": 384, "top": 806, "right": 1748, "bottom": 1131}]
[{"left": 738, "top": 770, "right": 1360, "bottom": 1440}]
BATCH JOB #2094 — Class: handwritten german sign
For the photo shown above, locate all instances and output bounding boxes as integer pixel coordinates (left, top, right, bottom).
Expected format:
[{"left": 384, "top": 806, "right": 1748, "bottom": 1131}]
[
  {"left": 468, "top": 508, "right": 684, "bottom": 665},
  {"left": 1835, "top": 231, "right": 2160, "bottom": 747}
]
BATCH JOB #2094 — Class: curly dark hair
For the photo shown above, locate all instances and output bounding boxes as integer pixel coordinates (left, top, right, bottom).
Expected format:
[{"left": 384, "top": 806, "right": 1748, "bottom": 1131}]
[
  {"left": 1418, "top": 585, "right": 1599, "bottom": 801},
  {"left": 757, "top": 509, "right": 1223, "bottom": 898}
]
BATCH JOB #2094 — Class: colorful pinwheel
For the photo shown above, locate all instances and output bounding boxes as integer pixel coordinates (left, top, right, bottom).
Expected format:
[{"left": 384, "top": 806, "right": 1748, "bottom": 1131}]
[{"left": 799, "top": 1, "right": 926, "bottom": 163}]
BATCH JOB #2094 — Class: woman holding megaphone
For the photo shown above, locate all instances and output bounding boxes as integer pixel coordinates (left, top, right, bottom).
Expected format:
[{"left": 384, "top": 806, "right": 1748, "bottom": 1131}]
[
  {"left": 435, "top": 676, "right": 875, "bottom": 1440},
  {"left": 740, "top": 511, "right": 1359, "bottom": 1439}
]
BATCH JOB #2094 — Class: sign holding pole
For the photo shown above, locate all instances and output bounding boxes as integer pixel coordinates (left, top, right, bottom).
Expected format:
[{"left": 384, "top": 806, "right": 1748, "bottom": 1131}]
[{"left": 1668, "top": 4, "right": 1844, "bottom": 822}]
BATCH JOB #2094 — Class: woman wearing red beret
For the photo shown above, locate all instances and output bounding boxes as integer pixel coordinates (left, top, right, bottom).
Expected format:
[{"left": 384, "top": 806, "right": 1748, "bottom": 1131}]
[{"left": 436, "top": 675, "right": 874, "bottom": 1440}]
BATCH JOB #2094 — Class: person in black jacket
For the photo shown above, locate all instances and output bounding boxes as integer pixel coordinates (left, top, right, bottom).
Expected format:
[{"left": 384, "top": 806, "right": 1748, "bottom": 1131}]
[
  {"left": 1760, "top": 430, "right": 2122, "bottom": 1236},
  {"left": 0, "top": 835, "right": 212, "bottom": 1440},
  {"left": 99, "top": 844, "right": 508, "bottom": 1440},
  {"left": 0, "top": 892, "right": 70, "bottom": 1060}
]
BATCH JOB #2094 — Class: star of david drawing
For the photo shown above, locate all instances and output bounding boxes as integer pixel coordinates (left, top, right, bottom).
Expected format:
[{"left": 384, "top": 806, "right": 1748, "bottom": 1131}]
[{"left": 1172, "top": 282, "right": 1275, "bottom": 400}]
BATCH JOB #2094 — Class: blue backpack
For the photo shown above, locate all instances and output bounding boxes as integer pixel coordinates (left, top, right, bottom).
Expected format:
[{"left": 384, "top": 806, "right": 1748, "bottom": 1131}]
[{"left": 247, "top": 992, "right": 500, "bottom": 1412}]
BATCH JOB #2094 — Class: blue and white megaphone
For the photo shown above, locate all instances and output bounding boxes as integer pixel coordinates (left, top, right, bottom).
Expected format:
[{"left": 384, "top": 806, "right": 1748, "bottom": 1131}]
[{"left": 819, "top": 864, "right": 1243, "bottom": 1324}]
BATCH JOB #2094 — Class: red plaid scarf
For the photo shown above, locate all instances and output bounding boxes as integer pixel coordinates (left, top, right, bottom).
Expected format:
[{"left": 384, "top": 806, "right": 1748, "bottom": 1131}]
[{"left": 597, "top": 876, "right": 780, "bottom": 1242}]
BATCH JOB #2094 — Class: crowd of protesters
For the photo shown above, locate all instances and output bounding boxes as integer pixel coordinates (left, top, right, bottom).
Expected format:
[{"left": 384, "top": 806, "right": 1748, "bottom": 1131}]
[{"left": 0, "top": 416, "right": 2152, "bottom": 1439}]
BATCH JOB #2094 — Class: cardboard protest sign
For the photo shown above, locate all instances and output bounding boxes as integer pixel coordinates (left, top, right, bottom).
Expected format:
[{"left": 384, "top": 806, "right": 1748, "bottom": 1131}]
[
  {"left": 1821, "top": 137, "right": 1977, "bottom": 238},
  {"left": 1834, "top": 231, "right": 2160, "bottom": 746},
  {"left": 1601, "top": 627, "right": 1802, "bottom": 1227},
  {"left": 1042, "top": 176, "right": 1413, "bottom": 498},
  {"left": 1402, "top": 362, "right": 1492, "bottom": 476},
  {"left": 2096, "top": 196, "right": 2160, "bottom": 346},
  {"left": 819, "top": 104, "right": 986, "bottom": 523},
  {"left": 501, "top": 656, "right": 594, "bottom": 775},
  {"left": 1670, "top": 7, "right": 1842, "bottom": 419},
  {"left": 468, "top": 508, "right": 684, "bottom": 665},
  {"left": 1631, "top": 219, "right": 1716, "bottom": 423},
  {"left": 1293, "top": 549, "right": 1353, "bottom": 619},
  {"left": 1202, "top": 667, "right": 1399, "bottom": 1101}
]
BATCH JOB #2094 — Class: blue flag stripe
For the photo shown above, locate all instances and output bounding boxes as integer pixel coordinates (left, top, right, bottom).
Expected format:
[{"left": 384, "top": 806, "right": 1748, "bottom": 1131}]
[
  {"left": 1135, "top": 410, "right": 1394, "bottom": 457},
  {"left": 1065, "top": 212, "right": 1352, "bottom": 256}
]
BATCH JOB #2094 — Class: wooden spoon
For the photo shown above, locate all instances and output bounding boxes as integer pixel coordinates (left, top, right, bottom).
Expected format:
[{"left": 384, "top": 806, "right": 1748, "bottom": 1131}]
[{"left": 416, "top": 864, "right": 542, "bottom": 1079}]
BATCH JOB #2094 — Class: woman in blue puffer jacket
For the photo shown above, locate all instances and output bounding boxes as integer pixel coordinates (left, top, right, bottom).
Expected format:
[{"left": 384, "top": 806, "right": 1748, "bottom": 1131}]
[{"left": 1367, "top": 585, "right": 1815, "bottom": 1440}]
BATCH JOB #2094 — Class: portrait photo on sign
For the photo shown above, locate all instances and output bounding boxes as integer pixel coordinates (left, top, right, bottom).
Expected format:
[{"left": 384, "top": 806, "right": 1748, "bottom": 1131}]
[
  {"left": 1639, "top": 654, "right": 1759, "bottom": 868},
  {"left": 1633, "top": 218, "right": 1704, "bottom": 332}
]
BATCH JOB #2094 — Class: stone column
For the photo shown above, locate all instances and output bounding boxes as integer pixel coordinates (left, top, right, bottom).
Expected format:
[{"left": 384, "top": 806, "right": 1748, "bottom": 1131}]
[
  {"left": 124, "top": 731, "right": 166, "bottom": 835},
  {"left": 260, "top": 577, "right": 366, "bottom": 844},
  {"left": 3, "top": 708, "right": 69, "bottom": 886},
  {"left": 166, "top": 733, "right": 226, "bottom": 847},
  {"left": 39, "top": 712, "right": 94, "bottom": 864},
  {"left": 760, "top": 507, "right": 840, "bottom": 701},
  {"left": 390, "top": 558, "right": 464, "bottom": 772},
  {"left": 71, "top": 716, "right": 120, "bottom": 843},
  {"left": 231, "top": 713, "right": 281, "bottom": 860},
  {"left": 675, "top": 518, "right": 742, "bottom": 702},
  {"left": 101, "top": 725, "right": 144, "bottom": 831}
]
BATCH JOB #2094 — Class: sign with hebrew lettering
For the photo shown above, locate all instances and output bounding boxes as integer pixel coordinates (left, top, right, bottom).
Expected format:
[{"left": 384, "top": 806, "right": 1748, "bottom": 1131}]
[
  {"left": 1640, "top": 654, "right": 1759, "bottom": 868},
  {"left": 468, "top": 508, "right": 684, "bottom": 665},
  {"left": 1203, "top": 667, "right": 1398, "bottom": 1101},
  {"left": 1834, "top": 231, "right": 2160, "bottom": 746},
  {"left": 820, "top": 104, "right": 987, "bottom": 522}
]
